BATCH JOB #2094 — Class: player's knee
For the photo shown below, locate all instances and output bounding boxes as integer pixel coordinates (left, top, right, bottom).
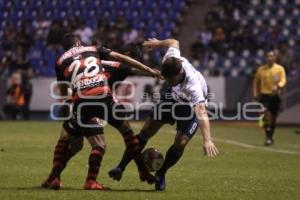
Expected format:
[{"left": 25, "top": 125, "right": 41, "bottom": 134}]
[
  {"left": 173, "top": 141, "right": 186, "bottom": 151},
  {"left": 70, "top": 142, "right": 83, "bottom": 154},
  {"left": 93, "top": 144, "right": 106, "bottom": 154},
  {"left": 174, "top": 135, "right": 189, "bottom": 150}
]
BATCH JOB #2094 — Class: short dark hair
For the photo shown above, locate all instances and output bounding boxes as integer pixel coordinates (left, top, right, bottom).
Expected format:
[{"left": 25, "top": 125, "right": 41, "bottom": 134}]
[
  {"left": 266, "top": 49, "right": 278, "bottom": 57},
  {"left": 61, "top": 33, "right": 80, "bottom": 50},
  {"left": 161, "top": 57, "right": 182, "bottom": 78}
]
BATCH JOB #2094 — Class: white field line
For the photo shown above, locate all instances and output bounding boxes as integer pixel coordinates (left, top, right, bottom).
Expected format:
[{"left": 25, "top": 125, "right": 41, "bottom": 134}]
[
  {"left": 130, "top": 122, "right": 300, "bottom": 156},
  {"left": 213, "top": 138, "right": 300, "bottom": 155}
]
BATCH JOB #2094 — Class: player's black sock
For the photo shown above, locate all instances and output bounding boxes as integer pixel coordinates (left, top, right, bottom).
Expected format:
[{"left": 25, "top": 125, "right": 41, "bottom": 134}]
[
  {"left": 122, "top": 130, "right": 150, "bottom": 172},
  {"left": 50, "top": 139, "right": 70, "bottom": 178},
  {"left": 86, "top": 146, "right": 105, "bottom": 181},
  {"left": 270, "top": 124, "right": 276, "bottom": 139},
  {"left": 118, "top": 132, "right": 149, "bottom": 171},
  {"left": 158, "top": 145, "right": 184, "bottom": 175},
  {"left": 265, "top": 125, "right": 273, "bottom": 140}
]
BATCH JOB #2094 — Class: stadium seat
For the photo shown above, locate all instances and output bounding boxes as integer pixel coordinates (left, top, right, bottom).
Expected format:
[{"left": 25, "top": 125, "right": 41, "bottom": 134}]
[
  {"left": 283, "top": 28, "right": 290, "bottom": 36},
  {"left": 239, "top": 59, "right": 247, "bottom": 68},
  {"left": 277, "top": 8, "right": 286, "bottom": 16},
  {"left": 242, "top": 50, "right": 250, "bottom": 58},
  {"left": 288, "top": 39, "right": 295, "bottom": 46},
  {"left": 208, "top": 60, "right": 216, "bottom": 69},
  {"left": 269, "top": 18, "right": 277, "bottom": 26},
  {"left": 257, "top": 49, "right": 265, "bottom": 57},
  {"left": 231, "top": 69, "right": 239, "bottom": 77},
  {"left": 224, "top": 59, "right": 232, "bottom": 69},
  {"left": 263, "top": 9, "right": 271, "bottom": 17}
]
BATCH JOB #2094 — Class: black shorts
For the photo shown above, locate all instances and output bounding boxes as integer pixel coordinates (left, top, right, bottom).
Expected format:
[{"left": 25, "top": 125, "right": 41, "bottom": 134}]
[
  {"left": 259, "top": 94, "right": 281, "bottom": 116},
  {"left": 149, "top": 89, "right": 199, "bottom": 138},
  {"left": 63, "top": 96, "right": 126, "bottom": 137}
]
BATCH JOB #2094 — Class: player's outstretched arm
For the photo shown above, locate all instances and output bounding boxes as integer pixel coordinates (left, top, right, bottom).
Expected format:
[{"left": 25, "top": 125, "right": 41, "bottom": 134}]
[
  {"left": 143, "top": 38, "right": 180, "bottom": 50},
  {"left": 108, "top": 51, "right": 162, "bottom": 79},
  {"left": 194, "top": 103, "right": 219, "bottom": 157}
]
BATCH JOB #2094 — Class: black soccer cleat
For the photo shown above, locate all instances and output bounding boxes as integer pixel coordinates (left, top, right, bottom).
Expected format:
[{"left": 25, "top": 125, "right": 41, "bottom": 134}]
[
  {"left": 265, "top": 138, "right": 274, "bottom": 146},
  {"left": 139, "top": 168, "right": 155, "bottom": 184},
  {"left": 155, "top": 172, "right": 166, "bottom": 191},
  {"left": 108, "top": 166, "right": 123, "bottom": 181}
]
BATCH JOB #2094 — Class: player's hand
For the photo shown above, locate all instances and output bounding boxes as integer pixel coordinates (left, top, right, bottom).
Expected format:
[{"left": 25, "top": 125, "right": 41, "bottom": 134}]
[
  {"left": 203, "top": 140, "right": 219, "bottom": 157},
  {"left": 152, "top": 69, "right": 164, "bottom": 80},
  {"left": 143, "top": 38, "right": 160, "bottom": 51}
]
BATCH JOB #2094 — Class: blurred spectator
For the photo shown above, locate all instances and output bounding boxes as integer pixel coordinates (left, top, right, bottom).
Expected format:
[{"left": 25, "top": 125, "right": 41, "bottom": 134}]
[
  {"left": 3, "top": 72, "right": 25, "bottom": 120},
  {"left": 33, "top": 14, "right": 51, "bottom": 41},
  {"left": 0, "top": 56, "right": 11, "bottom": 78},
  {"left": 122, "top": 25, "right": 138, "bottom": 45},
  {"left": 47, "top": 20, "right": 66, "bottom": 48},
  {"left": 278, "top": 42, "right": 295, "bottom": 74},
  {"left": 210, "top": 27, "right": 228, "bottom": 54},
  {"left": 15, "top": 21, "right": 33, "bottom": 60},
  {"left": 197, "top": 26, "right": 212, "bottom": 49},
  {"left": 2, "top": 21, "right": 16, "bottom": 56},
  {"left": 73, "top": 20, "right": 94, "bottom": 45},
  {"left": 21, "top": 70, "right": 33, "bottom": 120}
]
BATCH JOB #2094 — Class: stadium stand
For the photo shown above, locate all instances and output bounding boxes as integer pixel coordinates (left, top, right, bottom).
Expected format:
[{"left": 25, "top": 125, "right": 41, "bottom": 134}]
[
  {"left": 0, "top": 0, "right": 188, "bottom": 77},
  {"left": 190, "top": 0, "right": 300, "bottom": 77},
  {"left": 0, "top": 0, "right": 299, "bottom": 78}
]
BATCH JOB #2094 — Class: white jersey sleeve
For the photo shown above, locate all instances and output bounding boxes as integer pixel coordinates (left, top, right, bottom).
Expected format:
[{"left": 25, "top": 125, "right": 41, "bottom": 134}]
[
  {"left": 186, "top": 81, "right": 206, "bottom": 106},
  {"left": 162, "top": 47, "right": 181, "bottom": 63}
]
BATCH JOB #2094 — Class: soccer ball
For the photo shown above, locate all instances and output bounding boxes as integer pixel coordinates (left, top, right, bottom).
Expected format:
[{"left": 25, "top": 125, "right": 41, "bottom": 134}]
[{"left": 142, "top": 148, "right": 164, "bottom": 172}]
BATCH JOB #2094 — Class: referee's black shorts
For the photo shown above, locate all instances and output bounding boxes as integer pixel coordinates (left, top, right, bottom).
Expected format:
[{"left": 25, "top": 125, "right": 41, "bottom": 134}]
[{"left": 259, "top": 94, "right": 281, "bottom": 116}]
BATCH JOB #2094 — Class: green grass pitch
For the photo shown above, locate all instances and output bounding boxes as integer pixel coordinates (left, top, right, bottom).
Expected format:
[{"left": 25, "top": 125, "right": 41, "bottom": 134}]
[{"left": 0, "top": 121, "right": 299, "bottom": 200}]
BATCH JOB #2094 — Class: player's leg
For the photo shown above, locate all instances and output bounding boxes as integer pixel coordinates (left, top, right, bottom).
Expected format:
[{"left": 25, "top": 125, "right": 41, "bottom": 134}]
[
  {"left": 113, "top": 120, "right": 156, "bottom": 184},
  {"left": 109, "top": 118, "right": 164, "bottom": 181},
  {"left": 265, "top": 95, "right": 281, "bottom": 145},
  {"left": 155, "top": 107, "right": 198, "bottom": 191},
  {"left": 260, "top": 95, "right": 274, "bottom": 145},
  {"left": 42, "top": 127, "right": 81, "bottom": 189},
  {"left": 155, "top": 132, "right": 192, "bottom": 191},
  {"left": 263, "top": 110, "right": 273, "bottom": 145},
  {"left": 117, "top": 118, "right": 164, "bottom": 170},
  {"left": 84, "top": 133, "right": 107, "bottom": 190}
]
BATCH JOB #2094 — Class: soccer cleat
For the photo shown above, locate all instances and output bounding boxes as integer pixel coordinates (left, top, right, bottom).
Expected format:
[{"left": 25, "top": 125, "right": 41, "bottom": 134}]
[
  {"left": 84, "top": 180, "right": 107, "bottom": 190},
  {"left": 155, "top": 172, "right": 166, "bottom": 191},
  {"left": 41, "top": 176, "right": 62, "bottom": 190},
  {"left": 108, "top": 166, "right": 123, "bottom": 181},
  {"left": 265, "top": 138, "right": 274, "bottom": 146},
  {"left": 139, "top": 169, "right": 155, "bottom": 184}
]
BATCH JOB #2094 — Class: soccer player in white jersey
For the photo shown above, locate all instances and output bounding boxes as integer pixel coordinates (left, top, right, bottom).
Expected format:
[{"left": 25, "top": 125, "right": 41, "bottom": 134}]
[{"left": 109, "top": 38, "right": 219, "bottom": 191}]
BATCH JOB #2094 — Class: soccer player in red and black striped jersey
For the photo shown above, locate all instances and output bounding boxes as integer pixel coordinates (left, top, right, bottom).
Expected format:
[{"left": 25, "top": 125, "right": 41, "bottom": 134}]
[{"left": 41, "top": 34, "right": 160, "bottom": 190}]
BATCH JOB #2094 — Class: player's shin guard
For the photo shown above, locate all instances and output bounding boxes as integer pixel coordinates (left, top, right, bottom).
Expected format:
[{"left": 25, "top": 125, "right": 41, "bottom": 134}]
[
  {"left": 158, "top": 144, "right": 184, "bottom": 175},
  {"left": 86, "top": 146, "right": 105, "bottom": 181},
  {"left": 50, "top": 139, "right": 71, "bottom": 178},
  {"left": 118, "top": 132, "right": 149, "bottom": 170}
]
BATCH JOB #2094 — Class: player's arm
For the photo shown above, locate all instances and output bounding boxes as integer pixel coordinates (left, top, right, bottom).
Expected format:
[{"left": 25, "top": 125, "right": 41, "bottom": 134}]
[
  {"left": 98, "top": 46, "right": 161, "bottom": 78},
  {"left": 194, "top": 103, "right": 219, "bottom": 157},
  {"left": 278, "top": 67, "right": 287, "bottom": 89},
  {"left": 143, "top": 38, "right": 180, "bottom": 50},
  {"left": 107, "top": 51, "right": 162, "bottom": 79}
]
